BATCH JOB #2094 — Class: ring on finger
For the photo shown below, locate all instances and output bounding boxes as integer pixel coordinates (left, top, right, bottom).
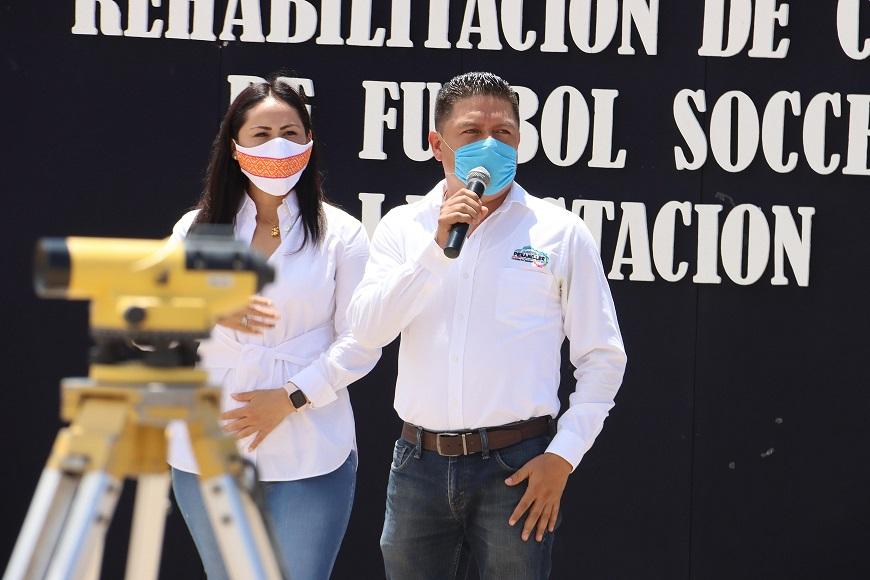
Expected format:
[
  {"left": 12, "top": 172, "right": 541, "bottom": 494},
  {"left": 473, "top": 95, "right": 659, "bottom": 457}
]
[{"left": 241, "top": 315, "right": 249, "bottom": 327}]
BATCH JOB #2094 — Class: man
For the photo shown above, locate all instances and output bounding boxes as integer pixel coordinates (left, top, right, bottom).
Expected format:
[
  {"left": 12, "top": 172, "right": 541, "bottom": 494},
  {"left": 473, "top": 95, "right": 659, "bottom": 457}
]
[{"left": 348, "top": 72, "right": 627, "bottom": 579}]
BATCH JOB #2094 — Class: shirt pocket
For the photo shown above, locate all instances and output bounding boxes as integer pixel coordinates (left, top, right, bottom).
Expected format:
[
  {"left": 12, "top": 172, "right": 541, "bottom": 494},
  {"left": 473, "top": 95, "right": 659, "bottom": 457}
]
[{"left": 494, "top": 267, "right": 559, "bottom": 326}]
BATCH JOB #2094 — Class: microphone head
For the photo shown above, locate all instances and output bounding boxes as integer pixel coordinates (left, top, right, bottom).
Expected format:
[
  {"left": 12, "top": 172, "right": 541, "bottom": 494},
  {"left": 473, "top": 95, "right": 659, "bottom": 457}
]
[{"left": 466, "top": 166, "right": 491, "bottom": 187}]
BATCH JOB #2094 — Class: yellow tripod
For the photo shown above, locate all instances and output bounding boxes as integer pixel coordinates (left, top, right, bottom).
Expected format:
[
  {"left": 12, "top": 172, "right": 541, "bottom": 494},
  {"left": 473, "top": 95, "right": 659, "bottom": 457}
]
[{"left": 5, "top": 365, "right": 283, "bottom": 580}]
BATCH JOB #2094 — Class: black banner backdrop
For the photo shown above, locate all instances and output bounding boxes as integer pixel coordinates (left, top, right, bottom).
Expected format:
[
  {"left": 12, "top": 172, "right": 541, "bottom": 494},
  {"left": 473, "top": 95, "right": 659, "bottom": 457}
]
[{"left": 2, "top": 1, "right": 869, "bottom": 578}]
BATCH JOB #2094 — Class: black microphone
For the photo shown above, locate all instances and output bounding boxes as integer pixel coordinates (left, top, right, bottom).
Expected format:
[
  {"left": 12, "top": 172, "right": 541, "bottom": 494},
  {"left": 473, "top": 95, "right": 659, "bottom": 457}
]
[{"left": 443, "top": 166, "right": 491, "bottom": 259}]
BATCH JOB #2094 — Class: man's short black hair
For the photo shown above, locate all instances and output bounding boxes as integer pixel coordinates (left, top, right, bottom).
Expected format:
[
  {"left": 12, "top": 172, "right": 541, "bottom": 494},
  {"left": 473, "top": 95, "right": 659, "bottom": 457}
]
[{"left": 434, "top": 72, "right": 520, "bottom": 131}]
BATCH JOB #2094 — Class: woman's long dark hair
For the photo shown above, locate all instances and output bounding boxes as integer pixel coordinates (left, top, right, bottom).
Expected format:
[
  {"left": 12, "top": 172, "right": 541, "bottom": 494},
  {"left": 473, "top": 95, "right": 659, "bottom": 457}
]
[{"left": 194, "top": 75, "right": 325, "bottom": 250}]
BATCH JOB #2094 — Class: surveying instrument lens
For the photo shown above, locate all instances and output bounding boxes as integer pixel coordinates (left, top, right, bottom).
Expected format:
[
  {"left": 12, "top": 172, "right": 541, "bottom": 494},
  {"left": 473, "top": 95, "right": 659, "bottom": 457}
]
[{"left": 34, "top": 238, "right": 71, "bottom": 298}]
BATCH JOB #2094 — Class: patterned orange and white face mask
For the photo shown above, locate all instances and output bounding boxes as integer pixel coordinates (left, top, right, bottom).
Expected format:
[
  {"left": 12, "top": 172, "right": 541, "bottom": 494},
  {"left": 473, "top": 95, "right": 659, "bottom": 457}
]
[{"left": 233, "top": 137, "right": 313, "bottom": 196}]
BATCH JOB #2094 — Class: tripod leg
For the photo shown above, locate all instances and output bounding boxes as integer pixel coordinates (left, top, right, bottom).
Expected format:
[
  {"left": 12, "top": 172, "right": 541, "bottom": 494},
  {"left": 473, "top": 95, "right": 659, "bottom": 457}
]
[
  {"left": 38, "top": 398, "right": 130, "bottom": 580},
  {"left": 199, "top": 474, "right": 284, "bottom": 580},
  {"left": 45, "top": 470, "right": 122, "bottom": 580},
  {"left": 188, "top": 395, "right": 284, "bottom": 580},
  {"left": 125, "top": 473, "right": 170, "bottom": 580},
  {"left": 4, "top": 458, "right": 79, "bottom": 580},
  {"left": 80, "top": 531, "right": 104, "bottom": 580},
  {"left": 5, "top": 395, "right": 126, "bottom": 580}
]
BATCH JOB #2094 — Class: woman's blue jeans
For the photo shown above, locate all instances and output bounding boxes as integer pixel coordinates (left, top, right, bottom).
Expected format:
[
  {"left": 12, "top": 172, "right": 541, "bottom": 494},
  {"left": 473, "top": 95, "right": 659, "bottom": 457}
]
[{"left": 171, "top": 451, "right": 357, "bottom": 580}]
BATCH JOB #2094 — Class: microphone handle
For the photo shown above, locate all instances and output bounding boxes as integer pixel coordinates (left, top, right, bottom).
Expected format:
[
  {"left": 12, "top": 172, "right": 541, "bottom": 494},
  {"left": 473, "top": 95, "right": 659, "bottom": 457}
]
[{"left": 443, "top": 179, "right": 486, "bottom": 259}]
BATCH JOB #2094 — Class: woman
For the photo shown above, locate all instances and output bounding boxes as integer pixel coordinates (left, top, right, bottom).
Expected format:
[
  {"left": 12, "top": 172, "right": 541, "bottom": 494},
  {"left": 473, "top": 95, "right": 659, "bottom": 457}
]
[{"left": 167, "top": 76, "right": 380, "bottom": 580}]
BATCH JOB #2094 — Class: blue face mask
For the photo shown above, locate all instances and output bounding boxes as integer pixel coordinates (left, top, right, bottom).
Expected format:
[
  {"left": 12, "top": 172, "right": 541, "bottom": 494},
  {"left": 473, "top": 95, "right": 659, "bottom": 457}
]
[{"left": 443, "top": 136, "right": 518, "bottom": 196}]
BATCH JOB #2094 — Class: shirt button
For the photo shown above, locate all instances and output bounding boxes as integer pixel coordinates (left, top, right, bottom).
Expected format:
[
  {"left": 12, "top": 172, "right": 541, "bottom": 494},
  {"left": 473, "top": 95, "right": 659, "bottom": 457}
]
[
  {"left": 462, "top": 272, "right": 470, "bottom": 279},
  {"left": 451, "top": 355, "right": 459, "bottom": 363}
]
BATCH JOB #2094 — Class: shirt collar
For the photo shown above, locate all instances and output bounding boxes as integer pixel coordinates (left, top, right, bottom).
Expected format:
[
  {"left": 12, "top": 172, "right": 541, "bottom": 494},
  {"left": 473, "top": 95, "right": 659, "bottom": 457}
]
[
  {"left": 499, "top": 181, "right": 529, "bottom": 209},
  {"left": 238, "top": 192, "right": 256, "bottom": 217},
  {"left": 236, "top": 190, "right": 299, "bottom": 221},
  {"left": 428, "top": 180, "right": 530, "bottom": 212},
  {"left": 280, "top": 190, "right": 300, "bottom": 217}
]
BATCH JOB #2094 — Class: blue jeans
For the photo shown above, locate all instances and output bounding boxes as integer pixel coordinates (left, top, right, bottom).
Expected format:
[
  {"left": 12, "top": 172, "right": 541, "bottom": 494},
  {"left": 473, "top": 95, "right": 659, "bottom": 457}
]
[
  {"left": 380, "top": 434, "right": 559, "bottom": 580},
  {"left": 171, "top": 451, "right": 357, "bottom": 580}
]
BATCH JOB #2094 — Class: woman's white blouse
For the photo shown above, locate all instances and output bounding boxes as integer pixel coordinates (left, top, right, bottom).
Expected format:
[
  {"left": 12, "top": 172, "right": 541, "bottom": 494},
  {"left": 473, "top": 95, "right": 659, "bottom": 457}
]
[{"left": 167, "top": 192, "right": 381, "bottom": 481}]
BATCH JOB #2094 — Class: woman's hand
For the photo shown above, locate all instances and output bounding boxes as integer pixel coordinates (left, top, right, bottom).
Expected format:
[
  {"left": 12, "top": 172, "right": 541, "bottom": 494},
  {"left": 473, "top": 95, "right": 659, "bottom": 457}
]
[
  {"left": 220, "top": 387, "right": 296, "bottom": 451},
  {"left": 216, "top": 296, "right": 279, "bottom": 334}
]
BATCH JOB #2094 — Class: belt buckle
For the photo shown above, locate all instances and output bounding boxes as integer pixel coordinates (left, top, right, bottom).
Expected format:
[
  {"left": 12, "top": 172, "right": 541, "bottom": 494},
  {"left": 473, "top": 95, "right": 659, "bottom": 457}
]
[{"left": 435, "top": 432, "right": 468, "bottom": 457}]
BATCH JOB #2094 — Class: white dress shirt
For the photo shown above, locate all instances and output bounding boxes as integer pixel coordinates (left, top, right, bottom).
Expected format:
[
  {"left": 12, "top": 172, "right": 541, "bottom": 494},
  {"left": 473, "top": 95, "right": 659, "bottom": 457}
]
[
  {"left": 348, "top": 181, "right": 626, "bottom": 470},
  {"left": 167, "top": 192, "right": 381, "bottom": 481}
]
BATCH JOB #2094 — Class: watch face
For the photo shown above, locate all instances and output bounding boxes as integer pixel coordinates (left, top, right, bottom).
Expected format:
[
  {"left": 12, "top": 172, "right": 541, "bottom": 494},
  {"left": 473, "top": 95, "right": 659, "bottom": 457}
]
[{"left": 290, "top": 390, "right": 307, "bottom": 409}]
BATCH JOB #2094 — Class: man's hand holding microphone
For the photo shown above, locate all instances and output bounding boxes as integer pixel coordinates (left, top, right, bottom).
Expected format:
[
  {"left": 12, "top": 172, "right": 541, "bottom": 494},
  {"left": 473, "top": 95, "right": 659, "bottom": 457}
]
[{"left": 436, "top": 167, "right": 492, "bottom": 258}]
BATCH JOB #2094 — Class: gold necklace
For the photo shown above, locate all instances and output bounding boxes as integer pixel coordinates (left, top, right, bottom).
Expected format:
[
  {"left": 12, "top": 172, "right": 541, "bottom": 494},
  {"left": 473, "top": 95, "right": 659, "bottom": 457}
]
[{"left": 256, "top": 215, "right": 281, "bottom": 239}]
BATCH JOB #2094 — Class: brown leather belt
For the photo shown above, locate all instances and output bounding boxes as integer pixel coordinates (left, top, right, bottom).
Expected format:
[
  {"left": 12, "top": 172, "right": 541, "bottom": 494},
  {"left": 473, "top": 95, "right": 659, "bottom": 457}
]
[{"left": 401, "top": 416, "right": 552, "bottom": 457}]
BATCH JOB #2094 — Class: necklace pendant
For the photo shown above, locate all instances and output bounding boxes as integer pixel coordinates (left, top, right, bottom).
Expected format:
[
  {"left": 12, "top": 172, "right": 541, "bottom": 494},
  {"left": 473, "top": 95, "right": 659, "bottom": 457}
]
[{"left": 270, "top": 226, "right": 281, "bottom": 239}]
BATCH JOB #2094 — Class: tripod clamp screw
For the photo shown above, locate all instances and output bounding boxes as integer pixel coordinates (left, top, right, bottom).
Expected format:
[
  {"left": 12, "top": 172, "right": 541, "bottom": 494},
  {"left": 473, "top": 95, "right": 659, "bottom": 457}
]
[{"left": 124, "top": 306, "right": 147, "bottom": 326}]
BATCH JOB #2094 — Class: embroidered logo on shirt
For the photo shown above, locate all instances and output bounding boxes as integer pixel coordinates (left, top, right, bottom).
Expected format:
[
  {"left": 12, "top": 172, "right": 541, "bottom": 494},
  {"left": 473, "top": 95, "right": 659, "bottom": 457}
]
[{"left": 511, "top": 245, "right": 549, "bottom": 269}]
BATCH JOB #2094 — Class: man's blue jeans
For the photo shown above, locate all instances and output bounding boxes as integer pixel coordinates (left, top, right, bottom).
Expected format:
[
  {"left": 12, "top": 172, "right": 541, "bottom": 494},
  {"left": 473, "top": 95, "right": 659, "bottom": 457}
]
[
  {"left": 171, "top": 451, "right": 356, "bottom": 580},
  {"left": 380, "top": 433, "right": 559, "bottom": 580}
]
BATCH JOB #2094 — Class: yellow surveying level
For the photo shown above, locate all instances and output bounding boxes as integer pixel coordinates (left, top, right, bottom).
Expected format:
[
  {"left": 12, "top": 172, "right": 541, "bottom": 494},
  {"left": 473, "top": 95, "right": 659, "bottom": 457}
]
[{"left": 6, "top": 227, "right": 286, "bottom": 580}]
